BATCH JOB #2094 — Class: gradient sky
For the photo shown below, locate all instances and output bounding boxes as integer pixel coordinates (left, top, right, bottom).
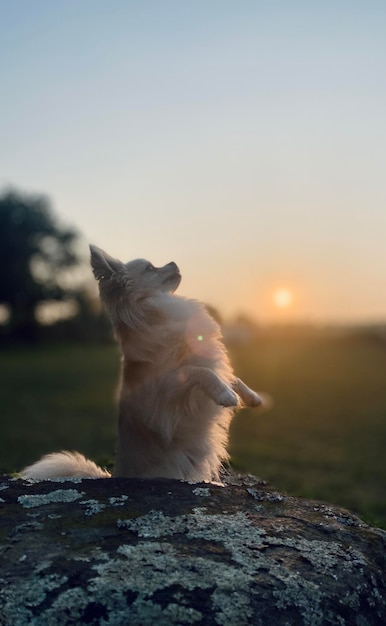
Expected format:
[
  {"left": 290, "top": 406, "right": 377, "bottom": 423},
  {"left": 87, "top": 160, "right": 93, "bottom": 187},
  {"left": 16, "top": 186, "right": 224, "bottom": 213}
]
[{"left": 2, "top": 1, "right": 386, "bottom": 323}]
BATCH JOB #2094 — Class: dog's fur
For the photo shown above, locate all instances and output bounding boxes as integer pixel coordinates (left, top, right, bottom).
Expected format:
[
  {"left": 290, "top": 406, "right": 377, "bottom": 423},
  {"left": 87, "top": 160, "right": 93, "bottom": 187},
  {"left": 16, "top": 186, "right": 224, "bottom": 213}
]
[{"left": 21, "top": 246, "right": 263, "bottom": 482}]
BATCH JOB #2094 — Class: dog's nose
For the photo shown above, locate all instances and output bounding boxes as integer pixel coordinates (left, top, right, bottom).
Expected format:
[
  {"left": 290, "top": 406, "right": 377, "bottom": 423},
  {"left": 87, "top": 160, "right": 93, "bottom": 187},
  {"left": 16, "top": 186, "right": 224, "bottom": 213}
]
[{"left": 167, "top": 261, "right": 180, "bottom": 273}]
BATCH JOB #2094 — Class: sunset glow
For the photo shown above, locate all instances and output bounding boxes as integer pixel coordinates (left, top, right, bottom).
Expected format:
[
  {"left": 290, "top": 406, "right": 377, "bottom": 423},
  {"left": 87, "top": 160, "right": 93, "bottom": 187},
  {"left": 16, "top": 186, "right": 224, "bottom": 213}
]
[
  {"left": 273, "top": 289, "right": 294, "bottom": 309},
  {"left": 2, "top": 3, "right": 386, "bottom": 325}
]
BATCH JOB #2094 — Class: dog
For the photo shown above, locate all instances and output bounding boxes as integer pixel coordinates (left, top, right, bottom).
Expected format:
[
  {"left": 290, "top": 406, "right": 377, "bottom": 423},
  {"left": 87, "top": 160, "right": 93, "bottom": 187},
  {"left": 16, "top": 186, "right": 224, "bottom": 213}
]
[{"left": 21, "top": 245, "right": 264, "bottom": 482}]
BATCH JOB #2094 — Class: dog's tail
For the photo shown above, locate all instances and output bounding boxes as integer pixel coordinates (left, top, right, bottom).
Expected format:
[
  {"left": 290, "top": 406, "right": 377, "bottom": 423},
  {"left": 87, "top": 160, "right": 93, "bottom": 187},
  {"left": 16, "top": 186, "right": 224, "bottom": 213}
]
[{"left": 21, "top": 451, "right": 111, "bottom": 480}]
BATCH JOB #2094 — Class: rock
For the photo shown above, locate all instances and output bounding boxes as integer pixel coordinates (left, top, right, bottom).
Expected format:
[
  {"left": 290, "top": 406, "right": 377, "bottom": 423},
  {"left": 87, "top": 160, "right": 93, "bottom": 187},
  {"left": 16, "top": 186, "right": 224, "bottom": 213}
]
[{"left": 0, "top": 473, "right": 385, "bottom": 625}]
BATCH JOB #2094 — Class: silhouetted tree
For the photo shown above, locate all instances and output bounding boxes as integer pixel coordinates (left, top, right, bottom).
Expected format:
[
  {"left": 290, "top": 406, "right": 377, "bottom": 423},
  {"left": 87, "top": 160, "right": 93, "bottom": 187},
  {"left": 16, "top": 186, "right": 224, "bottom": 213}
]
[{"left": 0, "top": 188, "right": 81, "bottom": 341}]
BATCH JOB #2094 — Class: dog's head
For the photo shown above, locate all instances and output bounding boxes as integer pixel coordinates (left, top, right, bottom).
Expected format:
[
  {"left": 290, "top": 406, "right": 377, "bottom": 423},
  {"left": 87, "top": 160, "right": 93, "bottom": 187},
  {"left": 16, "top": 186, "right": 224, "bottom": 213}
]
[
  {"left": 90, "top": 245, "right": 181, "bottom": 348},
  {"left": 89, "top": 245, "right": 181, "bottom": 299}
]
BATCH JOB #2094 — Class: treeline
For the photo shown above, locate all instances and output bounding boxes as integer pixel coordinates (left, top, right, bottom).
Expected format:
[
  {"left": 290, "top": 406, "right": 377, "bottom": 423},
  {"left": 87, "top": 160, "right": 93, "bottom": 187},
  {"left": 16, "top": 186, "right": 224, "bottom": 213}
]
[
  {"left": 1, "top": 187, "right": 385, "bottom": 347},
  {"left": 0, "top": 187, "right": 113, "bottom": 345}
]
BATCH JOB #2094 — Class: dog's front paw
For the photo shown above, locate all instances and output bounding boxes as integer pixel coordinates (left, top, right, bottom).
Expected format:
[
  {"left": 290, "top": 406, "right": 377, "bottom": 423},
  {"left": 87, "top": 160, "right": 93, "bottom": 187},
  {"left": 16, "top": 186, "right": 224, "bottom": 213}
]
[
  {"left": 216, "top": 388, "right": 239, "bottom": 407},
  {"left": 243, "top": 390, "right": 263, "bottom": 407}
]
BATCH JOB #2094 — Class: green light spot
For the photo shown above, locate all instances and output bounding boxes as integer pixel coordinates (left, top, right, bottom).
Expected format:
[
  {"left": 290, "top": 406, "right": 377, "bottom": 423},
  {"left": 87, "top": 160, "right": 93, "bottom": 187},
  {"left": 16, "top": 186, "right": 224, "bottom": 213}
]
[{"left": 197, "top": 335, "right": 204, "bottom": 341}]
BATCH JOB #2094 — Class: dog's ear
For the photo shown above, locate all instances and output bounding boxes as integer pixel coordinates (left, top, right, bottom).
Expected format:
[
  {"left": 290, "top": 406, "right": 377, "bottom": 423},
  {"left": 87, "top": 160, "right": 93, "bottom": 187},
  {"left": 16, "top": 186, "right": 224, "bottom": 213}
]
[{"left": 89, "top": 244, "right": 123, "bottom": 281}]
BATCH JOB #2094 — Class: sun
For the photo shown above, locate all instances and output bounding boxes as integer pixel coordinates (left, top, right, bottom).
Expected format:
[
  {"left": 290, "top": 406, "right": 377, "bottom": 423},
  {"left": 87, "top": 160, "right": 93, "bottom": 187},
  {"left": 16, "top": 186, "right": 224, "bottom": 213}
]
[{"left": 273, "top": 288, "right": 294, "bottom": 309}]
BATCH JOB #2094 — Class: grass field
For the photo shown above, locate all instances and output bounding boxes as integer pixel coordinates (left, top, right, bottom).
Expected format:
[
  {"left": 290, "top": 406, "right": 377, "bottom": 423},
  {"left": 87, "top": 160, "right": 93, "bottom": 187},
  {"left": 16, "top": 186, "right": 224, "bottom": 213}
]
[{"left": 0, "top": 330, "right": 385, "bottom": 528}]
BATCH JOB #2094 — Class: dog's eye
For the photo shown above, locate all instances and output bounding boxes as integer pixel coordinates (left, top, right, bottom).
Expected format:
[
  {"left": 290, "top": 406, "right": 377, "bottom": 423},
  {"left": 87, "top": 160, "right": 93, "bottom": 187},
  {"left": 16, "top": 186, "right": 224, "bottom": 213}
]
[{"left": 145, "top": 264, "right": 155, "bottom": 272}]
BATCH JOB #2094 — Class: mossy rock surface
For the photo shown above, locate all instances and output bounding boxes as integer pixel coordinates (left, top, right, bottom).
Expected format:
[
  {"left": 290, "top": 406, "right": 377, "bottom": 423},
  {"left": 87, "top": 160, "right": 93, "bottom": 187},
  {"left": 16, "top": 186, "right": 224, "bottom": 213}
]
[{"left": 0, "top": 472, "right": 385, "bottom": 625}]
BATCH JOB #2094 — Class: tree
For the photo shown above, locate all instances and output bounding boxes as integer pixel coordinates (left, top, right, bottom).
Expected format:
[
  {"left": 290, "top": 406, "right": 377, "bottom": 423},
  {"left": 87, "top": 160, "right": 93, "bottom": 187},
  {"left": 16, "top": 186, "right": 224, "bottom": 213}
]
[{"left": 0, "top": 188, "right": 82, "bottom": 341}]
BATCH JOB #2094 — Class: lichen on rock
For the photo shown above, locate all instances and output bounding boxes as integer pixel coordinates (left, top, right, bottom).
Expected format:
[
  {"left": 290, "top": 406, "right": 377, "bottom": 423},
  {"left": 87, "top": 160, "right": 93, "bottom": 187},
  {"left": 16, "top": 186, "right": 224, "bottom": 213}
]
[
  {"left": 17, "top": 489, "right": 84, "bottom": 509},
  {"left": 0, "top": 473, "right": 385, "bottom": 625}
]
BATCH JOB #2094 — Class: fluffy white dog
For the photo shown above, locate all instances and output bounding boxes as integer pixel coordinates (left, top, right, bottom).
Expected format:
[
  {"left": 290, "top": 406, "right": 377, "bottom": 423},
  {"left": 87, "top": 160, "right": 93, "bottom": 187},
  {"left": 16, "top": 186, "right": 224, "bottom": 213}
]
[{"left": 22, "top": 246, "right": 264, "bottom": 482}]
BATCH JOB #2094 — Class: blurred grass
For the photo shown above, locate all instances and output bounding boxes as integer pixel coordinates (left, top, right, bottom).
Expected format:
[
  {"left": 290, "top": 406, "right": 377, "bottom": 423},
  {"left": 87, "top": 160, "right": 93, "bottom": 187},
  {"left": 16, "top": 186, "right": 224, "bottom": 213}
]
[
  {"left": 229, "top": 330, "right": 386, "bottom": 529},
  {"left": 0, "top": 332, "right": 385, "bottom": 528},
  {"left": 0, "top": 343, "right": 120, "bottom": 474}
]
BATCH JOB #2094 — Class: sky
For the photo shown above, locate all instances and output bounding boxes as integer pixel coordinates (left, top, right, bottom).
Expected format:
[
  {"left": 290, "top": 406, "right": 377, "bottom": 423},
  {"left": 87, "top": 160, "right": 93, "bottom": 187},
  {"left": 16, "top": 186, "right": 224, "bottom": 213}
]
[{"left": 2, "top": 1, "right": 386, "bottom": 324}]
